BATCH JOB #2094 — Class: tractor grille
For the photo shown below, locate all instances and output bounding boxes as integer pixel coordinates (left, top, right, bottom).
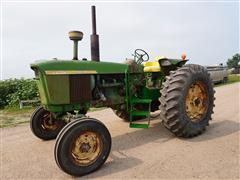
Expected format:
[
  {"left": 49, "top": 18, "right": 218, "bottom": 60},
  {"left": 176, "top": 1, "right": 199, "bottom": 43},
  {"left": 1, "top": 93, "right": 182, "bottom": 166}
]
[{"left": 69, "top": 75, "right": 92, "bottom": 103}]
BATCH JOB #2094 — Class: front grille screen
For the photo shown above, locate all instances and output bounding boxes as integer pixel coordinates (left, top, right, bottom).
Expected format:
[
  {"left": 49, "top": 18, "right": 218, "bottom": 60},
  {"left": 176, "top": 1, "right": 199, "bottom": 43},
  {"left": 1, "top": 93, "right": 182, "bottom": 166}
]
[{"left": 69, "top": 75, "right": 92, "bottom": 103}]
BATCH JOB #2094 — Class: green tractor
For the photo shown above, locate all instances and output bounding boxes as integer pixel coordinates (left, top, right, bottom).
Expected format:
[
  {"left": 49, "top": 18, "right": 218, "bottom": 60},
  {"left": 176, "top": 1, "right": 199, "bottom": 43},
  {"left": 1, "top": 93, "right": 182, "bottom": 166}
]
[{"left": 30, "top": 6, "right": 215, "bottom": 176}]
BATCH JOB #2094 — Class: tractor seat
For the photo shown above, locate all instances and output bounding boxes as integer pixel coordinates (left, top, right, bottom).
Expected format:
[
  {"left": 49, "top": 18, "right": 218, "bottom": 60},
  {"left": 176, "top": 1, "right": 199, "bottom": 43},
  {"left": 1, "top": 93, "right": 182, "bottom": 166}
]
[{"left": 143, "top": 61, "right": 161, "bottom": 72}]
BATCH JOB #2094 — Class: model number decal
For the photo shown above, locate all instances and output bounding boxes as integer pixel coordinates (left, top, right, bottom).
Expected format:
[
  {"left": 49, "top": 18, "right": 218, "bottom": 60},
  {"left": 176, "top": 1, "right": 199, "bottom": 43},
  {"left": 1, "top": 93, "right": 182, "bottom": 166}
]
[{"left": 45, "top": 70, "right": 97, "bottom": 75}]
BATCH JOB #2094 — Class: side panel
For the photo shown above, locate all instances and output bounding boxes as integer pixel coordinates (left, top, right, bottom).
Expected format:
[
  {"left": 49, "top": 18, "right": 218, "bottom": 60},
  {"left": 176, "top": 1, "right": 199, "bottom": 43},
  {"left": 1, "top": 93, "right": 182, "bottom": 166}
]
[
  {"left": 141, "top": 87, "right": 161, "bottom": 100},
  {"left": 45, "top": 75, "right": 70, "bottom": 104}
]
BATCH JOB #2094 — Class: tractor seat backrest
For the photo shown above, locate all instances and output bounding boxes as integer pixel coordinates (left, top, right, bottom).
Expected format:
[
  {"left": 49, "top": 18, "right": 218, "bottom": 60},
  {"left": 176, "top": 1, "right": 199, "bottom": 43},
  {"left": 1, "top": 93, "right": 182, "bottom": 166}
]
[{"left": 143, "top": 61, "right": 161, "bottom": 72}]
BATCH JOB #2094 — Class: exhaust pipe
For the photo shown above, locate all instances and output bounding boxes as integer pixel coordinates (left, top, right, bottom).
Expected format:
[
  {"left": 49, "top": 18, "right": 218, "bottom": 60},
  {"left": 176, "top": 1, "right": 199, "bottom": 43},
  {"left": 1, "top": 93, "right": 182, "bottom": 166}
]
[{"left": 91, "top": 6, "right": 100, "bottom": 62}]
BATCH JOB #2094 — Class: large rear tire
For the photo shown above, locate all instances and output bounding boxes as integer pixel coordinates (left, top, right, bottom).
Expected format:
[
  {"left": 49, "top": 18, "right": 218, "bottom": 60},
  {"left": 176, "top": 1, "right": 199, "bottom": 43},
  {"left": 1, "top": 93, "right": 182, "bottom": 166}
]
[
  {"left": 159, "top": 64, "right": 215, "bottom": 138},
  {"left": 30, "top": 106, "right": 66, "bottom": 140},
  {"left": 54, "top": 118, "right": 111, "bottom": 176}
]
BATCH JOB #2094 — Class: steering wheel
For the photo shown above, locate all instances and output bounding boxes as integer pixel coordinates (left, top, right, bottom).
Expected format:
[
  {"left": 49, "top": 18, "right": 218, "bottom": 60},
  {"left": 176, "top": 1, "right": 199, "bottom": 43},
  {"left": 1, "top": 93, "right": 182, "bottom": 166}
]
[{"left": 134, "top": 49, "right": 149, "bottom": 64}]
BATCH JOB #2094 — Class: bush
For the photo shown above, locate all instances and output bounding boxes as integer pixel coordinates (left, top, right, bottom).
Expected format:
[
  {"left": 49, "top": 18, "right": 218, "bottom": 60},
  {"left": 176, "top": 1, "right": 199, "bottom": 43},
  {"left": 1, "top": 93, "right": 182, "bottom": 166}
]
[{"left": 0, "top": 78, "right": 39, "bottom": 108}]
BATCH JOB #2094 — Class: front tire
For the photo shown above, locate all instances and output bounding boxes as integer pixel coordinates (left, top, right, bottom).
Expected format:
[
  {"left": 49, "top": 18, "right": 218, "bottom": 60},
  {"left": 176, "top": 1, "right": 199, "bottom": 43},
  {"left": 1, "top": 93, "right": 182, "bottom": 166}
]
[
  {"left": 54, "top": 118, "right": 111, "bottom": 176},
  {"left": 159, "top": 64, "right": 215, "bottom": 138},
  {"left": 30, "top": 106, "right": 66, "bottom": 140}
]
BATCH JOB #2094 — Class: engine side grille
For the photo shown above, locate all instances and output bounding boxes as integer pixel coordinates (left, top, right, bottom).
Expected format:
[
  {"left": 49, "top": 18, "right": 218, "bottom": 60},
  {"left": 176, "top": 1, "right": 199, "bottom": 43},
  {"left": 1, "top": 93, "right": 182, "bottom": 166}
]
[{"left": 69, "top": 75, "right": 92, "bottom": 103}]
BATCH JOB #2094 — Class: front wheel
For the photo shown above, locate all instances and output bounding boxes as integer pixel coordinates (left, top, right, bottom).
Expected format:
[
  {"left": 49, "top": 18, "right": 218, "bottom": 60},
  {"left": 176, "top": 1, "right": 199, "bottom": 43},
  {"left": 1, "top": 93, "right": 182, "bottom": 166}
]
[
  {"left": 30, "top": 106, "right": 66, "bottom": 140},
  {"left": 159, "top": 64, "right": 215, "bottom": 138},
  {"left": 54, "top": 118, "right": 111, "bottom": 176}
]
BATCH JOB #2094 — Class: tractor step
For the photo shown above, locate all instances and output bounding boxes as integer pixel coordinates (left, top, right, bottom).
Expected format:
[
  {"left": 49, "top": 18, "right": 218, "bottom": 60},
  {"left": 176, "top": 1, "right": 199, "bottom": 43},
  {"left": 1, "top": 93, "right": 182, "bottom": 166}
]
[
  {"left": 131, "top": 111, "right": 149, "bottom": 116},
  {"left": 129, "top": 123, "right": 149, "bottom": 129},
  {"left": 131, "top": 98, "right": 152, "bottom": 104},
  {"left": 129, "top": 98, "right": 152, "bottom": 129}
]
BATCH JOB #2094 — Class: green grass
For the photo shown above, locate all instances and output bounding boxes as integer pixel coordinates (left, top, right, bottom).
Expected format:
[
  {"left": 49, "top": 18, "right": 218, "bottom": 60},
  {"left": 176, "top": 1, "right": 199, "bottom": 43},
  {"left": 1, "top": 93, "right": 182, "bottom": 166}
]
[
  {"left": 0, "top": 107, "right": 34, "bottom": 128},
  {"left": 1, "top": 106, "right": 35, "bottom": 114},
  {"left": 215, "top": 74, "right": 240, "bottom": 87},
  {"left": 228, "top": 74, "right": 240, "bottom": 83}
]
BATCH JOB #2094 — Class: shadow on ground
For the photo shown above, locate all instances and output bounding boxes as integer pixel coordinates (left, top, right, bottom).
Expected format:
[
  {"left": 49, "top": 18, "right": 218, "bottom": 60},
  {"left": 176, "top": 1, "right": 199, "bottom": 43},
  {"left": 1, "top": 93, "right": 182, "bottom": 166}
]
[
  {"left": 81, "top": 121, "right": 173, "bottom": 179},
  {"left": 186, "top": 120, "right": 240, "bottom": 142},
  {"left": 80, "top": 119, "right": 239, "bottom": 179}
]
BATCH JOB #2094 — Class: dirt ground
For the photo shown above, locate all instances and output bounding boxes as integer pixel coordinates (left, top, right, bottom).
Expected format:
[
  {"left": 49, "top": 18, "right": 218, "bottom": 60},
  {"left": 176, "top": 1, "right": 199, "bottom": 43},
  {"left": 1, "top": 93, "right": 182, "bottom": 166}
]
[{"left": 1, "top": 83, "right": 239, "bottom": 179}]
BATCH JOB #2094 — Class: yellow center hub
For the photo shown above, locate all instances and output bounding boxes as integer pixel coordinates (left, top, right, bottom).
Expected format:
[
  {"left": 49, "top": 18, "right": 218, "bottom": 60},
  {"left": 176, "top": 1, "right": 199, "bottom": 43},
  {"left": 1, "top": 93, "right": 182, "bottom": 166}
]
[
  {"left": 71, "top": 131, "right": 103, "bottom": 166},
  {"left": 41, "top": 114, "right": 58, "bottom": 131},
  {"left": 185, "top": 81, "right": 208, "bottom": 122}
]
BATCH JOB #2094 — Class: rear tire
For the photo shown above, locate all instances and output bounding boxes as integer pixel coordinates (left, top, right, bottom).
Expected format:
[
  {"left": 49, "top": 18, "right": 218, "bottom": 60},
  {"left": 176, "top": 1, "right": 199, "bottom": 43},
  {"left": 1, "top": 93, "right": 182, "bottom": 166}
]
[
  {"left": 54, "top": 118, "right": 111, "bottom": 176},
  {"left": 30, "top": 106, "right": 66, "bottom": 140},
  {"left": 159, "top": 64, "right": 215, "bottom": 138}
]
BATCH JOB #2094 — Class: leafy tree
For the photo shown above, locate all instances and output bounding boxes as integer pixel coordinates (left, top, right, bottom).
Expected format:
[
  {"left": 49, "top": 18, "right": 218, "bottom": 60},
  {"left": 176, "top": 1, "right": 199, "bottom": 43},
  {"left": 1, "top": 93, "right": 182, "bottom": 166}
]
[{"left": 227, "top": 53, "right": 240, "bottom": 69}]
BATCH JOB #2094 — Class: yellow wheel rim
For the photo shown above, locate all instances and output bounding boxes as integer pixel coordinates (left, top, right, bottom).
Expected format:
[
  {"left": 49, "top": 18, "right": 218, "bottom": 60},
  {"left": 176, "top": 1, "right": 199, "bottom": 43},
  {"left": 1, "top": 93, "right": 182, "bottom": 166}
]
[
  {"left": 71, "top": 131, "right": 103, "bottom": 166},
  {"left": 41, "top": 113, "right": 58, "bottom": 131},
  {"left": 185, "top": 81, "right": 208, "bottom": 122}
]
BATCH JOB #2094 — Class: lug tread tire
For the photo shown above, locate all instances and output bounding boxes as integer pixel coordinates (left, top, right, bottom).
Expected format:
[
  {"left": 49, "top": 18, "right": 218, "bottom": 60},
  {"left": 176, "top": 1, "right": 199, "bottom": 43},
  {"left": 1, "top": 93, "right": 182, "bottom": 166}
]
[
  {"left": 159, "top": 64, "right": 215, "bottom": 138},
  {"left": 30, "top": 106, "right": 66, "bottom": 140},
  {"left": 54, "top": 118, "right": 111, "bottom": 176}
]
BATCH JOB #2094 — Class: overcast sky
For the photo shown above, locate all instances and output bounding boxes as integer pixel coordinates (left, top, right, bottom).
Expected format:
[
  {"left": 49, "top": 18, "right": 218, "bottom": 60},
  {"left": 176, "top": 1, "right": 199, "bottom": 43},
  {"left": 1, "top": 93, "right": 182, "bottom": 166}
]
[{"left": 1, "top": 1, "right": 239, "bottom": 79}]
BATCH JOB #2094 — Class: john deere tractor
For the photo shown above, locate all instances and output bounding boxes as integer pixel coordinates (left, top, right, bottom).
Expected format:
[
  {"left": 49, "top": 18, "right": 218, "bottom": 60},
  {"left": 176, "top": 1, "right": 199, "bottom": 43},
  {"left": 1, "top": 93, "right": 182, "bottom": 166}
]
[{"left": 30, "top": 6, "right": 215, "bottom": 176}]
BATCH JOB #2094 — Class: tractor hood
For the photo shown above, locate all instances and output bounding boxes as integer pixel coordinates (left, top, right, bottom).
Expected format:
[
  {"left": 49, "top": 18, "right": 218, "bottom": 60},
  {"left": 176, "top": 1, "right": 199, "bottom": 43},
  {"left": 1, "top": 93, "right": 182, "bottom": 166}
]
[{"left": 31, "top": 60, "right": 129, "bottom": 75}]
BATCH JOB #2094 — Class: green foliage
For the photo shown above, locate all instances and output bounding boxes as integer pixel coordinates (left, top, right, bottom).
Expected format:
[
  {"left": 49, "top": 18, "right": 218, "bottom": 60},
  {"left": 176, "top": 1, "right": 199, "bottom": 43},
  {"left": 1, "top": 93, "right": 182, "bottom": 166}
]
[
  {"left": 0, "top": 78, "right": 39, "bottom": 108},
  {"left": 215, "top": 74, "right": 240, "bottom": 87},
  {"left": 227, "top": 53, "right": 240, "bottom": 69}
]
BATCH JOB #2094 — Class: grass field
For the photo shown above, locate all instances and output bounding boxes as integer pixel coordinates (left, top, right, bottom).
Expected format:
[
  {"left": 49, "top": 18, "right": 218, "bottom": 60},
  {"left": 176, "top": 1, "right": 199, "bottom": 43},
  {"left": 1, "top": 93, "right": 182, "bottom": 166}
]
[
  {"left": 215, "top": 74, "right": 240, "bottom": 87},
  {"left": 0, "top": 107, "right": 34, "bottom": 128},
  {"left": 1, "top": 74, "right": 239, "bottom": 128}
]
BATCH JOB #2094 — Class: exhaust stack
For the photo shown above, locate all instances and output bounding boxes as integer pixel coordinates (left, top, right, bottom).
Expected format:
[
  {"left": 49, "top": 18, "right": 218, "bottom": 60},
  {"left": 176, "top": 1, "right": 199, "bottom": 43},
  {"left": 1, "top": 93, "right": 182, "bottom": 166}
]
[{"left": 91, "top": 6, "right": 100, "bottom": 62}]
